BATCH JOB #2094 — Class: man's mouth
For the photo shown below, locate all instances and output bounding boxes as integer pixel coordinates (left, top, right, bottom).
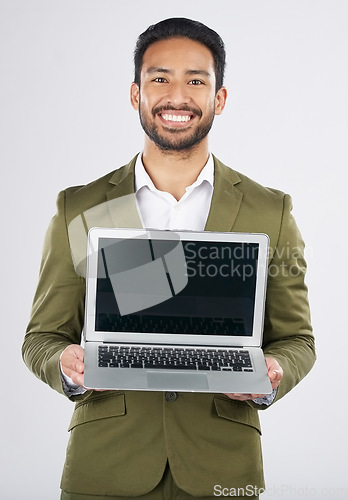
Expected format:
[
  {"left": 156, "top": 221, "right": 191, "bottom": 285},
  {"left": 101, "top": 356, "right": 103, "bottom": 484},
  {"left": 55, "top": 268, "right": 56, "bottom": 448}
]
[
  {"left": 156, "top": 109, "right": 196, "bottom": 127},
  {"left": 160, "top": 113, "right": 193, "bottom": 123}
]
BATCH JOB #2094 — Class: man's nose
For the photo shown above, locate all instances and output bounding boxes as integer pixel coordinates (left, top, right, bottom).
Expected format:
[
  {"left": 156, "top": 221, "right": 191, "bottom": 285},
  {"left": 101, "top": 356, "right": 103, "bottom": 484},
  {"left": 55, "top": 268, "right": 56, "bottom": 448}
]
[{"left": 165, "top": 82, "right": 191, "bottom": 106}]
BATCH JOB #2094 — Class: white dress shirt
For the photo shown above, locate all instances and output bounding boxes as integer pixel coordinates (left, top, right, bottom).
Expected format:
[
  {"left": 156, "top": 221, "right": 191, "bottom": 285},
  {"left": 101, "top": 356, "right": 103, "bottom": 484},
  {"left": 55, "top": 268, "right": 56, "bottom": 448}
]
[{"left": 134, "top": 153, "right": 214, "bottom": 230}]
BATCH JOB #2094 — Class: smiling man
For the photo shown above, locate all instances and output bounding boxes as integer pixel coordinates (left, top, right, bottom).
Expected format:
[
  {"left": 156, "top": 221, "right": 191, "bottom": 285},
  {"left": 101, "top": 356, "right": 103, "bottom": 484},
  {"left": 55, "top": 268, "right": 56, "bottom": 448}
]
[{"left": 22, "top": 18, "right": 315, "bottom": 500}]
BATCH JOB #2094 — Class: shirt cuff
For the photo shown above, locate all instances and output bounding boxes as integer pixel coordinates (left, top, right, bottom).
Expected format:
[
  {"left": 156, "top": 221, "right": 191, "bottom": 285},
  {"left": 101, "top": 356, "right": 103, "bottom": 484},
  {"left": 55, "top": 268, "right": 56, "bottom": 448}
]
[{"left": 252, "top": 388, "right": 277, "bottom": 406}]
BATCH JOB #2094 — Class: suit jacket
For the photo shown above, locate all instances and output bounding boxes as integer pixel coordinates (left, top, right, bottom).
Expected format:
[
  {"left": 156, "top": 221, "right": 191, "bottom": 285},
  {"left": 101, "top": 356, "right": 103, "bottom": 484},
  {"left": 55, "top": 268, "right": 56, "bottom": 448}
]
[{"left": 22, "top": 155, "right": 315, "bottom": 496}]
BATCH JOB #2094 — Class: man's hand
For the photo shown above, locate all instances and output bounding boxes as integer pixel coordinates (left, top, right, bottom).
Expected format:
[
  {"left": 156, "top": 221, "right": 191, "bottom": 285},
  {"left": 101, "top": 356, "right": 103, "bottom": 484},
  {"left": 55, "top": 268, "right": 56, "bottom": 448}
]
[
  {"left": 60, "top": 344, "right": 85, "bottom": 387},
  {"left": 224, "top": 356, "right": 283, "bottom": 401}
]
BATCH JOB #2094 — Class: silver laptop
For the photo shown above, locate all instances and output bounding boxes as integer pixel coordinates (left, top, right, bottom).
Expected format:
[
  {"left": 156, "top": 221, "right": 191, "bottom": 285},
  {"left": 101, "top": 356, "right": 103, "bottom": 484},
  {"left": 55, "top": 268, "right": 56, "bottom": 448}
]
[{"left": 83, "top": 227, "right": 272, "bottom": 394}]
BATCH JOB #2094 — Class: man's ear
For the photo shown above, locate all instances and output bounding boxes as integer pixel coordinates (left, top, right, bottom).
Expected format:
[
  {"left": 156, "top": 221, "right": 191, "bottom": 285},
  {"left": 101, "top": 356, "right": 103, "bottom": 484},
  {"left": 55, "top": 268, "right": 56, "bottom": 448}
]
[
  {"left": 214, "top": 86, "right": 227, "bottom": 115},
  {"left": 130, "top": 82, "right": 140, "bottom": 110}
]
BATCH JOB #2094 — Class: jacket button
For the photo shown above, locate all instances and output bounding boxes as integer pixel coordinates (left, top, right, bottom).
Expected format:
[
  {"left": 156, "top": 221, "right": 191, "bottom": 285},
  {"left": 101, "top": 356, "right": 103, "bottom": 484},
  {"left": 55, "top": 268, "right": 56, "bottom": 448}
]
[{"left": 165, "top": 392, "right": 178, "bottom": 402}]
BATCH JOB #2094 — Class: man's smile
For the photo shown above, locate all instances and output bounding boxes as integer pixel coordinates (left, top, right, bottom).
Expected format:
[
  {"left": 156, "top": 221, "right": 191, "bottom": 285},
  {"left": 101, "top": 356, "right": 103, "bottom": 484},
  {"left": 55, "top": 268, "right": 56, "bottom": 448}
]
[
  {"left": 156, "top": 109, "right": 198, "bottom": 128},
  {"left": 161, "top": 113, "right": 192, "bottom": 123}
]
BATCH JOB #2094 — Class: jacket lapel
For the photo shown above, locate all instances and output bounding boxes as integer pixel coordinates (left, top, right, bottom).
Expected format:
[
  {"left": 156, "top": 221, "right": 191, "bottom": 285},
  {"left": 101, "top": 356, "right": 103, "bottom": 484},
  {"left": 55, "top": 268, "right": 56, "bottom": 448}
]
[
  {"left": 105, "top": 154, "right": 143, "bottom": 228},
  {"left": 204, "top": 155, "right": 243, "bottom": 232}
]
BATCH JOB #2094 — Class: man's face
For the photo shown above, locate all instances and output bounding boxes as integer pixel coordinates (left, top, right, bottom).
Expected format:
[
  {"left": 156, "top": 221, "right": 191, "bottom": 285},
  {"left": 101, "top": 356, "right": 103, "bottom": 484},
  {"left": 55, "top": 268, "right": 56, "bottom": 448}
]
[{"left": 131, "top": 37, "right": 226, "bottom": 152}]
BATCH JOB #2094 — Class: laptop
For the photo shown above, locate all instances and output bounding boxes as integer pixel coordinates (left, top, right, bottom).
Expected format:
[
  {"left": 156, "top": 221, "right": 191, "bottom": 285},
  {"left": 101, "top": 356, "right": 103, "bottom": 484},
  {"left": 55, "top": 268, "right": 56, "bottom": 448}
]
[{"left": 83, "top": 227, "right": 272, "bottom": 394}]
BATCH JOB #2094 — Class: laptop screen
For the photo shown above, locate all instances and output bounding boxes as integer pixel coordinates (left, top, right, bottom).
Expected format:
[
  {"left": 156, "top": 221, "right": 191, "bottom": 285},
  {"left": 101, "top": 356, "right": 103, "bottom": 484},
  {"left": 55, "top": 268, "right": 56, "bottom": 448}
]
[{"left": 94, "top": 237, "right": 259, "bottom": 337}]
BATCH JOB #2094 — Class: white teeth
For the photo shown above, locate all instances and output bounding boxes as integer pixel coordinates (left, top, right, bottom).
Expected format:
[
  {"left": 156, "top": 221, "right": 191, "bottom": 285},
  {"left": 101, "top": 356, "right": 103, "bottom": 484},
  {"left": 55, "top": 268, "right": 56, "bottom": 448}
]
[{"left": 161, "top": 114, "right": 191, "bottom": 122}]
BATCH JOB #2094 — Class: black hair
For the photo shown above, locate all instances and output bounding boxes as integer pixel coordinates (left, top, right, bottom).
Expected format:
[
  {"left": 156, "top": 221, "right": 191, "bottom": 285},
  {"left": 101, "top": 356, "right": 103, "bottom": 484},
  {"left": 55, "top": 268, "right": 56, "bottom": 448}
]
[{"left": 134, "top": 18, "right": 226, "bottom": 93}]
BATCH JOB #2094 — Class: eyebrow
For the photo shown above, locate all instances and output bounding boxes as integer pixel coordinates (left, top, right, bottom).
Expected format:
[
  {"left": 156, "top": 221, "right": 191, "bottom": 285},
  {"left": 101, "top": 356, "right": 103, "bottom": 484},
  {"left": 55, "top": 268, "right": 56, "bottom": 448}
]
[{"left": 145, "top": 67, "right": 211, "bottom": 78}]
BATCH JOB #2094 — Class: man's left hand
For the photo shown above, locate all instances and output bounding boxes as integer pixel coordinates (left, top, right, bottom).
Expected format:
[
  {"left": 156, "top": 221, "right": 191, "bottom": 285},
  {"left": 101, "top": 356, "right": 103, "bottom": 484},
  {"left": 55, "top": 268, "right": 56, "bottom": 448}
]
[{"left": 224, "top": 356, "right": 283, "bottom": 401}]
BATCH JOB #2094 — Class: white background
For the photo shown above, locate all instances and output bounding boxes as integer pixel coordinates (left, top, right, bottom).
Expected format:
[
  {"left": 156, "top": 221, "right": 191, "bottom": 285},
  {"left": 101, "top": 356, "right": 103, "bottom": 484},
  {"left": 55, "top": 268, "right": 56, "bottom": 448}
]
[{"left": 1, "top": 1, "right": 347, "bottom": 499}]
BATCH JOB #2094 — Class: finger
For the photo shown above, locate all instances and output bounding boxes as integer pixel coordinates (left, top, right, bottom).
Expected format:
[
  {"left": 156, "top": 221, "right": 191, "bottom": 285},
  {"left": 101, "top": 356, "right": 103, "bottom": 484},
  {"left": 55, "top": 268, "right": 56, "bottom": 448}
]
[
  {"left": 268, "top": 372, "right": 281, "bottom": 390},
  {"left": 270, "top": 368, "right": 283, "bottom": 382},
  {"left": 73, "top": 345, "right": 85, "bottom": 361},
  {"left": 74, "top": 359, "right": 85, "bottom": 374},
  {"left": 72, "top": 372, "right": 84, "bottom": 387},
  {"left": 265, "top": 358, "right": 283, "bottom": 378},
  {"left": 74, "top": 347, "right": 85, "bottom": 375}
]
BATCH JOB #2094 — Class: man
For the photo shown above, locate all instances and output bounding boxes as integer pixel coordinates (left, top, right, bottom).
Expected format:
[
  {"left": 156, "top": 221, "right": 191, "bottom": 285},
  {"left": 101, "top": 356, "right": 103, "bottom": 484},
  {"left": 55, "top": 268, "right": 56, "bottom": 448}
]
[{"left": 22, "top": 18, "right": 315, "bottom": 500}]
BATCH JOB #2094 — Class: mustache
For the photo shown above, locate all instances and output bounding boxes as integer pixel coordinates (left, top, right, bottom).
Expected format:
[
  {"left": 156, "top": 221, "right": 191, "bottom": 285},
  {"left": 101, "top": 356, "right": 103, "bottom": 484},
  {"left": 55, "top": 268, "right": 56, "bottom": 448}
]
[{"left": 152, "top": 104, "right": 202, "bottom": 118}]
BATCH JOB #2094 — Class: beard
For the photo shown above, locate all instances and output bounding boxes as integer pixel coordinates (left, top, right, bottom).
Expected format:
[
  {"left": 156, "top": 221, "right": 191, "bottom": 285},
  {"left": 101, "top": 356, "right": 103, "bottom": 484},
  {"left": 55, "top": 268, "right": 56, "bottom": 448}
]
[{"left": 139, "top": 103, "right": 215, "bottom": 152}]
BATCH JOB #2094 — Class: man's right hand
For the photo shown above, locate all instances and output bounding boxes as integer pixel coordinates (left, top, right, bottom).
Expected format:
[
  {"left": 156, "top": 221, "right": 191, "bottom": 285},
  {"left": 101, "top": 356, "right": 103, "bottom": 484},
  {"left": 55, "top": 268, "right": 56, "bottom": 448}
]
[{"left": 60, "top": 344, "right": 85, "bottom": 387}]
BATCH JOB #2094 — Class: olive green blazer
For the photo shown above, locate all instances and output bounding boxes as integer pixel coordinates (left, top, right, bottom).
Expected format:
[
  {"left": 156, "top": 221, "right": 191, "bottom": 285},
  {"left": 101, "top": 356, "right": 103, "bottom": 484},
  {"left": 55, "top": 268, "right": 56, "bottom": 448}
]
[{"left": 23, "top": 155, "right": 315, "bottom": 497}]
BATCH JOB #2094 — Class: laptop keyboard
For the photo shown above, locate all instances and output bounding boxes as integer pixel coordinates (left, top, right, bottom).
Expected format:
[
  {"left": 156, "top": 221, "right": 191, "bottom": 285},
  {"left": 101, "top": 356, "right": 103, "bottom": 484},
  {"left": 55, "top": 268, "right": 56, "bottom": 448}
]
[{"left": 98, "top": 345, "right": 253, "bottom": 372}]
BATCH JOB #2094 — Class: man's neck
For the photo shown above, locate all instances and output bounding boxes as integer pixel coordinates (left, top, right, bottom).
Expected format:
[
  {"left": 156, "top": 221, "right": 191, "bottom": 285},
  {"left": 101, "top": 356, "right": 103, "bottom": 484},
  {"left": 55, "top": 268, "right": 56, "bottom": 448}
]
[{"left": 141, "top": 138, "right": 210, "bottom": 201}]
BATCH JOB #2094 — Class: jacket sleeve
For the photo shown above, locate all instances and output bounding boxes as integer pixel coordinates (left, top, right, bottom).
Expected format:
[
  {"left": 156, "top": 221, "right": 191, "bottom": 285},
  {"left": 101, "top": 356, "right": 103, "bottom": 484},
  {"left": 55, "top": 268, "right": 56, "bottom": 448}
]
[
  {"left": 22, "top": 190, "right": 86, "bottom": 398},
  {"left": 249, "top": 194, "right": 316, "bottom": 409}
]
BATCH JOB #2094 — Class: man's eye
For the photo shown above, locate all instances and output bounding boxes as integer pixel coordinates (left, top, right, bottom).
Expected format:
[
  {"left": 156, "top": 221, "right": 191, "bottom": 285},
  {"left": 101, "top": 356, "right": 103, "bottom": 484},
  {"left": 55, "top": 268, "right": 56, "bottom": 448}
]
[
  {"left": 189, "top": 80, "right": 203, "bottom": 85},
  {"left": 154, "top": 77, "right": 167, "bottom": 83}
]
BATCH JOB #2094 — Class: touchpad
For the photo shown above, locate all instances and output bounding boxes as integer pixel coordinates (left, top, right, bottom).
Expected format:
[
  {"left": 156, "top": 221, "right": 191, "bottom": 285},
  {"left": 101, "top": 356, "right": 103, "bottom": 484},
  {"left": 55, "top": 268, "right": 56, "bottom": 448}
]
[{"left": 147, "top": 371, "right": 209, "bottom": 391}]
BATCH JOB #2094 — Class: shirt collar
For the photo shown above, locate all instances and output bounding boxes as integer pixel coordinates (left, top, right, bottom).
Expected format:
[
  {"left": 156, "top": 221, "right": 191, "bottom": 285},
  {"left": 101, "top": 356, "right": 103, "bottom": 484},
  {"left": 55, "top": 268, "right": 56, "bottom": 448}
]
[{"left": 134, "top": 153, "right": 214, "bottom": 194}]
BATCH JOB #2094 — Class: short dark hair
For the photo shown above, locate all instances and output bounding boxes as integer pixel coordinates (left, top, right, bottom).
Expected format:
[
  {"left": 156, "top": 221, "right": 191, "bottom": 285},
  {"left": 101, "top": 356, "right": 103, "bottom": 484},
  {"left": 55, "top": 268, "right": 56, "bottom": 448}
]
[{"left": 134, "top": 18, "right": 226, "bottom": 93}]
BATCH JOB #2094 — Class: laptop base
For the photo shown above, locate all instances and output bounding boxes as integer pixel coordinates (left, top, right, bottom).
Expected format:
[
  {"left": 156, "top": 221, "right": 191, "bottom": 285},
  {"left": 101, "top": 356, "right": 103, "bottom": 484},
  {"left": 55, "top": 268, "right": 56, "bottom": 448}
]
[{"left": 84, "top": 343, "right": 272, "bottom": 394}]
